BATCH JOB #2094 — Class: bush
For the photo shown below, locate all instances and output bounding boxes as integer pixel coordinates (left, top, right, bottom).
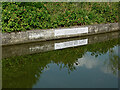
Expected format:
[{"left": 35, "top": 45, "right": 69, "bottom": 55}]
[{"left": 2, "top": 2, "right": 119, "bottom": 33}]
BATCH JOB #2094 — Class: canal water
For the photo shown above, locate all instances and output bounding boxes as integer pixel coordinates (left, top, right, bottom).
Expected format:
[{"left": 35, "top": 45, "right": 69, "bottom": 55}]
[{"left": 2, "top": 31, "right": 119, "bottom": 88}]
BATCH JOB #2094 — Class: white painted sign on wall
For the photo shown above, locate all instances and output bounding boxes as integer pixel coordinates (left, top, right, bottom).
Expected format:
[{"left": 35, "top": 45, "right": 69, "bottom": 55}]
[
  {"left": 54, "top": 39, "right": 88, "bottom": 50},
  {"left": 29, "top": 33, "right": 44, "bottom": 39},
  {"left": 55, "top": 27, "right": 88, "bottom": 36}
]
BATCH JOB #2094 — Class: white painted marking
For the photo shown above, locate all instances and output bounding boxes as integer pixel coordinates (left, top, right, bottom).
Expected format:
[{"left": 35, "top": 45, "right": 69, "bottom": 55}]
[
  {"left": 54, "top": 39, "right": 88, "bottom": 50},
  {"left": 55, "top": 27, "right": 88, "bottom": 36},
  {"left": 29, "top": 46, "right": 44, "bottom": 52},
  {"left": 29, "top": 33, "right": 44, "bottom": 39}
]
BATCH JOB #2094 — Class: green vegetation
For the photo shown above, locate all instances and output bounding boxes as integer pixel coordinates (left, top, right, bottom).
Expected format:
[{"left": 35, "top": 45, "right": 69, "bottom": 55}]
[
  {"left": 2, "top": 2, "right": 118, "bottom": 32},
  {"left": 2, "top": 38, "right": 119, "bottom": 88}
]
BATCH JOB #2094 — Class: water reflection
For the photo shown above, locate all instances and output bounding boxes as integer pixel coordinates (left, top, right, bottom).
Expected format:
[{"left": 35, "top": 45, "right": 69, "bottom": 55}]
[
  {"left": 2, "top": 36, "right": 119, "bottom": 88},
  {"left": 75, "top": 45, "right": 119, "bottom": 76}
]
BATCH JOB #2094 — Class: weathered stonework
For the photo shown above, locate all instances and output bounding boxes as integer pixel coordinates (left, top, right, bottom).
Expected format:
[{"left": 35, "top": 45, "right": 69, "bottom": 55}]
[
  {"left": 1, "top": 23, "right": 119, "bottom": 46},
  {"left": 2, "top": 31, "right": 119, "bottom": 59}
]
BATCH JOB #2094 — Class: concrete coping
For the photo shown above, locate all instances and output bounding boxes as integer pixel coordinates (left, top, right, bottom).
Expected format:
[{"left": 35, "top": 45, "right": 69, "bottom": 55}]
[{"left": 1, "top": 22, "right": 120, "bottom": 46}]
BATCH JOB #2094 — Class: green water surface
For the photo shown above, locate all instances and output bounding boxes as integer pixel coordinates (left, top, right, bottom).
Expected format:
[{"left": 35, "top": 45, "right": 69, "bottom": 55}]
[{"left": 2, "top": 33, "right": 120, "bottom": 88}]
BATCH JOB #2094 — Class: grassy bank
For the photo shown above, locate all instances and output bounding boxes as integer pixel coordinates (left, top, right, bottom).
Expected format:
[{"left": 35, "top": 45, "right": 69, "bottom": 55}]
[{"left": 2, "top": 2, "right": 119, "bottom": 32}]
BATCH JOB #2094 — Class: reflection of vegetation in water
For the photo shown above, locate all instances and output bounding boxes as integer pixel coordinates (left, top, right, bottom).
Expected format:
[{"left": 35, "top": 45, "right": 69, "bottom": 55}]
[
  {"left": 3, "top": 56, "right": 50, "bottom": 88},
  {"left": 104, "top": 46, "right": 119, "bottom": 76},
  {"left": 109, "top": 51, "right": 119, "bottom": 75},
  {"left": 2, "top": 38, "right": 119, "bottom": 88},
  {"left": 104, "top": 38, "right": 120, "bottom": 76},
  {"left": 88, "top": 39, "right": 119, "bottom": 58}
]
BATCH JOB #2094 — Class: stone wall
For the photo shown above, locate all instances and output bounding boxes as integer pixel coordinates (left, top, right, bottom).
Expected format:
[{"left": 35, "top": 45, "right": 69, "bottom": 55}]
[
  {"left": 2, "top": 23, "right": 119, "bottom": 46},
  {"left": 2, "top": 31, "right": 119, "bottom": 59}
]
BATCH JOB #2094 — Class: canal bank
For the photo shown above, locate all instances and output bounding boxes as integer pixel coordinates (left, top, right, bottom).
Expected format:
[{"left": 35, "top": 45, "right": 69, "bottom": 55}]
[
  {"left": 1, "top": 23, "right": 119, "bottom": 46},
  {"left": 2, "top": 31, "right": 119, "bottom": 88},
  {"left": 2, "top": 31, "right": 119, "bottom": 58}
]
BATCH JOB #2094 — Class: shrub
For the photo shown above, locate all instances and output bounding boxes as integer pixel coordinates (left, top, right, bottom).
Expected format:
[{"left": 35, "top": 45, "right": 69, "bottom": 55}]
[{"left": 2, "top": 2, "right": 118, "bottom": 33}]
